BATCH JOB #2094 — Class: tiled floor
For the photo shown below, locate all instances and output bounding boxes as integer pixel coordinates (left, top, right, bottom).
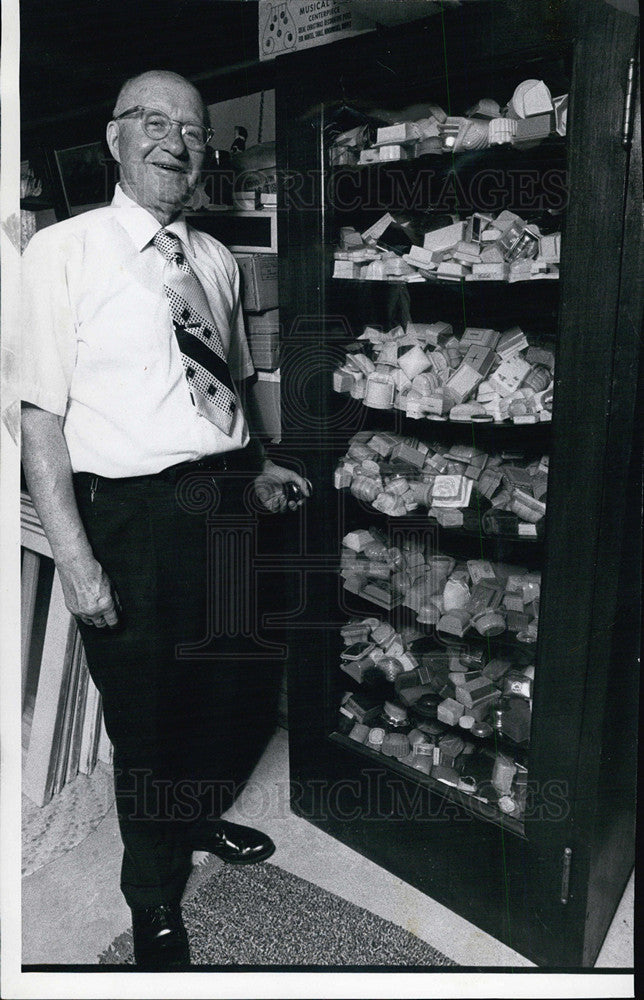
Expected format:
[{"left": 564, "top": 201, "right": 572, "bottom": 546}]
[{"left": 21, "top": 728, "right": 634, "bottom": 968}]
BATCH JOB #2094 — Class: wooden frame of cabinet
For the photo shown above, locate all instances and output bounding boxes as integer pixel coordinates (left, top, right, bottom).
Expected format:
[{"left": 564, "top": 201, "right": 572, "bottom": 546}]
[{"left": 276, "top": 0, "right": 640, "bottom": 968}]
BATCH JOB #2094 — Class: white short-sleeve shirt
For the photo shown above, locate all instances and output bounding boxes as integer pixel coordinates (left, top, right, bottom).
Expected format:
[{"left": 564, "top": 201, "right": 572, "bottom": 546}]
[{"left": 21, "top": 184, "right": 255, "bottom": 477}]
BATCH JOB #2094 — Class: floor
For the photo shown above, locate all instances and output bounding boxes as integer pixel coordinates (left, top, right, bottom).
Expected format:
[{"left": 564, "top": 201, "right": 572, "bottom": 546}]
[{"left": 21, "top": 727, "right": 634, "bottom": 968}]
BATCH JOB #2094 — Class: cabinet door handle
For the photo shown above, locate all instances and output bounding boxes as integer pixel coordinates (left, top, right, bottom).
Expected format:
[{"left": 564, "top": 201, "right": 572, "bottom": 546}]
[
  {"left": 622, "top": 56, "right": 637, "bottom": 149},
  {"left": 560, "top": 846, "right": 573, "bottom": 904}
]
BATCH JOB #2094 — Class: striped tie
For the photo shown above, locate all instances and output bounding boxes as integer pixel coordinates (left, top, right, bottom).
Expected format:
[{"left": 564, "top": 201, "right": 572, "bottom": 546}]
[{"left": 153, "top": 228, "right": 236, "bottom": 435}]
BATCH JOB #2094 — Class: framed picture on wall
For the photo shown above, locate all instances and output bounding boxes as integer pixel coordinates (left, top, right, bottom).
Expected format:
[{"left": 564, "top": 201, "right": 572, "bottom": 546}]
[{"left": 53, "top": 141, "right": 116, "bottom": 217}]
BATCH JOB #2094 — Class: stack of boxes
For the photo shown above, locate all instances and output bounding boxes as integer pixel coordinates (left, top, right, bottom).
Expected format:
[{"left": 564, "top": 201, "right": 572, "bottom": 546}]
[
  {"left": 246, "top": 308, "right": 280, "bottom": 371},
  {"left": 236, "top": 255, "right": 280, "bottom": 370},
  {"left": 236, "top": 253, "right": 280, "bottom": 439},
  {"left": 332, "top": 321, "right": 555, "bottom": 423},
  {"left": 328, "top": 79, "right": 567, "bottom": 165},
  {"left": 335, "top": 431, "right": 547, "bottom": 534},
  {"left": 341, "top": 526, "right": 540, "bottom": 643},
  {"left": 336, "top": 615, "right": 532, "bottom": 815},
  {"left": 333, "top": 209, "right": 561, "bottom": 283}
]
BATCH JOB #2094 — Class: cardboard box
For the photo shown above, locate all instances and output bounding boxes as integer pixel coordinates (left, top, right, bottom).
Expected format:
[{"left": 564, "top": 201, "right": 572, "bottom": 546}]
[
  {"left": 236, "top": 253, "right": 279, "bottom": 312},
  {"left": 246, "top": 308, "right": 280, "bottom": 334},
  {"left": 249, "top": 332, "right": 280, "bottom": 371},
  {"left": 376, "top": 122, "right": 418, "bottom": 145},
  {"left": 249, "top": 372, "right": 281, "bottom": 441}
]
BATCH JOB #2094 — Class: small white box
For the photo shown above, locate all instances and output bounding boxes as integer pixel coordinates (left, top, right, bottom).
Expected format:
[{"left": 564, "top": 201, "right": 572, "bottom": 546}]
[
  {"left": 445, "top": 363, "right": 482, "bottom": 403},
  {"left": 398, "top": 344, "right": 431, "bottom": 379},
  {"left": 404, "top": 246, "right": 440, "bottom": 269},
  {"left": 522, "top": 80, "right": 554, "bottom": 117},
  {"left": 553, "top": 94, "right": 568, "bottom": 135},
  {"left": 461, "top": 328, "right": 500, "bottom": 351},
  {"left": 376, "top": 123, "right": 417, "bottom": 145},
  {"left": 384, "top": 257, "right": 416, "bottom": 276},
  {"left": 463, "top": 346, "right": 496, "bottom": 376},
  {"left": 379, "top": 144, "right": 409, "bottom": 161},
  {"left": 509, "top": 260, "right": 534, "bottom": 282},
  {"left": 247, "top": 308, "right": 280, "bottom": 334},
  {"left": 489, "top": 118, "right": 517, "bottom": 145},
  {"left": 494, "top": 211, "right": 523, "bottom": 233},
  {"left": 489, "top": 357, "right": 531, "bottom": 396},
  {"left": 470, "top": 262, "right": 508, "bottom": 281},
  {"left": 437, "top": 261, "right": 469, "bottom": 279},
  {"left": 361, "top": 213, "right": 396, "bottom": 243},
  {"left": 480, "top": 245, "right": 505, "bottom": 264},
  {"left": 423, "top": 222, "right": 465, "bottom": 253},
  {"left": 467, "top": 560, "right": 497, "bottom": 586},
  {"left": 453, "top": 240, "right": 481, "bottom": 261},
  {"left": 480, "top": 227, "right": 502, "bottom": 243},
  {"left": 236, "top": 253, "right": 279, "bottom": 311},
  {"left": 496, "top": 326, "right": 529, "bottom": 359},
  {"left": 333, "top": 260, "right": 357, "bottom": 279},
  {"left": 539, "top": 233, "right": 561, "bottom": 262}
]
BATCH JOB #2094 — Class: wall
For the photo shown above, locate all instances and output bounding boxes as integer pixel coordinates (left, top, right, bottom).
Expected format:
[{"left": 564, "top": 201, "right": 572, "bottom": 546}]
[{"left": 207, "top": 89, "right": 275, "bottom": 151}]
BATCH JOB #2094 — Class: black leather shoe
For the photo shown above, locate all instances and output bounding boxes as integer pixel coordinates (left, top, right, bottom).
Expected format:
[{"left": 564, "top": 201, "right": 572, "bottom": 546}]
[
  {"left": 190, "top": 819, "right": 275, "bottom": 865},
  {"left": 131, "top": 901, "right": 190, "bottom": 970}
]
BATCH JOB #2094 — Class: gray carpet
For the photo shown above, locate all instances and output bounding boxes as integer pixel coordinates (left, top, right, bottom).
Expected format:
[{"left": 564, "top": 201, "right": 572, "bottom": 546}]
[
  {"left": 99, "top": 862, "right": 457, "bottom": 967},
  {"left": 22, "top": 765, "right": 115, "bottom": 877}
]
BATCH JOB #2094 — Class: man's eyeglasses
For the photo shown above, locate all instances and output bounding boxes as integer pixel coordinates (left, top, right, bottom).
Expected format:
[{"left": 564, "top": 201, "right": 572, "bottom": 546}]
[{"left": 113, "top": 106, "right": 213, "bottom": 151}]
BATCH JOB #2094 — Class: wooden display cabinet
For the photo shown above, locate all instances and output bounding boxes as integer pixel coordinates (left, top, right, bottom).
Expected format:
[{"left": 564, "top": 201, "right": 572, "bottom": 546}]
[{"left": 275, "top": 0, "right": 640, "bottom": 968}]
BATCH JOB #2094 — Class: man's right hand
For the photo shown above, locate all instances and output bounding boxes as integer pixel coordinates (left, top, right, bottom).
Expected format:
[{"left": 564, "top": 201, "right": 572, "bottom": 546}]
[
  {"left": 21, "top": 404, "right": 121, "bottom": 631},
  {"left": 57, "top": 554, "right": 120, "bottom": 629}
]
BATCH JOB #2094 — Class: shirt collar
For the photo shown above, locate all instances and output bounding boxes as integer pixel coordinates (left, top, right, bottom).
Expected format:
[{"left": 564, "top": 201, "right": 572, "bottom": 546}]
[{"left": 112, "top": 184, "right": 194, "bottom": 254}]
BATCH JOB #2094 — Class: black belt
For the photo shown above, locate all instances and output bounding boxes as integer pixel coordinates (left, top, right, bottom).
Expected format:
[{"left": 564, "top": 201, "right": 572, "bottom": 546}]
[
  {"left": 155, "top": 453, "right": 231, "bottom": 483},
  {"left": 75, "top": 452, "right": 235, "bottom": 490}
]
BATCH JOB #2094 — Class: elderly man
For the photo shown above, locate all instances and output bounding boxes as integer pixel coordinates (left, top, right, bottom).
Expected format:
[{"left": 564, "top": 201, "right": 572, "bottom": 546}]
[{"left": 21, "top": 70, "right": 309, "bottom": 969}]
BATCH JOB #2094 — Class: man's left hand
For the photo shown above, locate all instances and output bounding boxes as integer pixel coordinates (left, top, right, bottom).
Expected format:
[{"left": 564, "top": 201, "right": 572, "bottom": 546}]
[{"left": 254, "top": 459, "right": 311, "bottom": 513}]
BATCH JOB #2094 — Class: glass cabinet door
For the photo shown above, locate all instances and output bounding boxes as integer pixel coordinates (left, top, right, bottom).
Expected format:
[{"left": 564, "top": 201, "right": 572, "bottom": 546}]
[
  {"left": 318, "top": 46, "right": 571, "bottom": 836},
  {"left": 278, "top": 0, "right": 639, "bottom": 966}
]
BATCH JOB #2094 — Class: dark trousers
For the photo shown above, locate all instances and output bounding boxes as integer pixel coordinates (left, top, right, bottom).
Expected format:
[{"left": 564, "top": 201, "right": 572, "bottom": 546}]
[{"left": 74, "top": 459, "right": 268, "bottom": 909}]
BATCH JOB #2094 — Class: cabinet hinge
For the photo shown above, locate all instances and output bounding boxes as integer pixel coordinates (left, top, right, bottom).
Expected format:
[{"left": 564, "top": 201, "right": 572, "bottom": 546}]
[
  {"left": 560, "top": 846, "right": 572, "bottom": 904},
  {"left": 622, "top": 56, "right": 637, "bottom": 149}
]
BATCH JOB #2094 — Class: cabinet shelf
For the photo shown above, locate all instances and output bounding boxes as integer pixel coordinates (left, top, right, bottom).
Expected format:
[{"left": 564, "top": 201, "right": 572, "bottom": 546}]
[
  {"left": 339, "top": 488, "right": 545, "bottom": 547},
  {"left": 329, "top": 732, "right": 526, "bottom": 836},
  {"left": 339, "top": 589, "right": 538, "bottom": 656},
  {"left": 332, "top": 274, "right": 559, "bottom": 287},
  {"left": 426, "top": 513, "right": 543, "bottom": 544},
  {"left": 330, "top": 272, "right": 562, "bottom": 292},
  {"left": 335, "top": 672, "right": 531, "bottom": 761},
  {"left": 337, "top": 717, "right": 529, "bottom": 763},
  {"left": 336, "top": 399, "right": 553, "bottom": 437},
  {"left": 330, "top": 134, "right": 567, "bottom": 176}
]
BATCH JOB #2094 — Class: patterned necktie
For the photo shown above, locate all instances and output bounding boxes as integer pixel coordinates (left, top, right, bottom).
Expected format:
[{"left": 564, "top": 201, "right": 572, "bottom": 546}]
[{"left": 152, "top": 228, "right": 236, "bottom": 435}]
